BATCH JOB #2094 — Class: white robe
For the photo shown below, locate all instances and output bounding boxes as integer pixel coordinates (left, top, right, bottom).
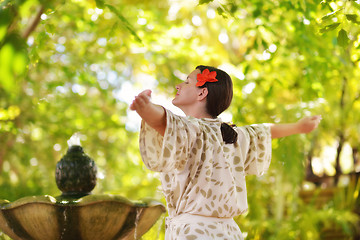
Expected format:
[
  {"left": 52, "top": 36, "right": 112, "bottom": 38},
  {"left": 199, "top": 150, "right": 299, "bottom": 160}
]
[{"left": 140, "top": 109, "right": 272, "bottom": 239}]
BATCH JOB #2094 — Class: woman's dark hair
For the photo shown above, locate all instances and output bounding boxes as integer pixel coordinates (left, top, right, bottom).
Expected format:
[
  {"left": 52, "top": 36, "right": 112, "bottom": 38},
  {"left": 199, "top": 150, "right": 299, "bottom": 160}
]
[{"left": 195, "top": 65, "right": 238, "bottom": 144}]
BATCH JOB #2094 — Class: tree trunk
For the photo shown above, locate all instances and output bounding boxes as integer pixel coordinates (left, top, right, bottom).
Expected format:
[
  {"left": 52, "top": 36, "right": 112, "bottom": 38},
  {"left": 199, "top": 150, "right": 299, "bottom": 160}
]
[
  {"left": 353, "top": 147, "right": 359, "bottom": 169},
  {"left": 334, "top": 77, "right": 347, "bottom": 185},
  {"left": 334, "top": 133, "right": 344, "bottom": 185},
  {"left": 0, "top": 134, "right": 15, "bottom": 173}
]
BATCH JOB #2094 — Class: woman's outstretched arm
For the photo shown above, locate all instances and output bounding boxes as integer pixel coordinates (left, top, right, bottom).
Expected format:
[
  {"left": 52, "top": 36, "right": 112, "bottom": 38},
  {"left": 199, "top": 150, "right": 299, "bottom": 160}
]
[
  {"left": 270, "top": 115, "right": 322, "bottom": 139},
  {"left": 130, "top": 89, "right": 166, "bottom": 136}
]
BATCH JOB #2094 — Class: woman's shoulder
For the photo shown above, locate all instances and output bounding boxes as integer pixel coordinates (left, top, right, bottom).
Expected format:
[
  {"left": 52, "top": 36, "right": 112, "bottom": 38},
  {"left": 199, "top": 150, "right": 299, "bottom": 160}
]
[{"left": 235, "top": 124, "right": 271, "bottom": 146}]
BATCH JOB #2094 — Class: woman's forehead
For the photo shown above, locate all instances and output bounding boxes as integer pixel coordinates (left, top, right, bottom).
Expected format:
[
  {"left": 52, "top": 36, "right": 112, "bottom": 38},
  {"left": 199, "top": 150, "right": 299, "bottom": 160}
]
[{"left": 187, "top": 69, "right": 201, "bottom": 79}]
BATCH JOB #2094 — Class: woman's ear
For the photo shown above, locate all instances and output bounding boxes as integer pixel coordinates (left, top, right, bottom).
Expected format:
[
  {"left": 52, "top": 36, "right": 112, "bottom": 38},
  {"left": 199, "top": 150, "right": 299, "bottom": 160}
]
[{"left": 198, "top": 88, "right": 208, "bottom": 101}]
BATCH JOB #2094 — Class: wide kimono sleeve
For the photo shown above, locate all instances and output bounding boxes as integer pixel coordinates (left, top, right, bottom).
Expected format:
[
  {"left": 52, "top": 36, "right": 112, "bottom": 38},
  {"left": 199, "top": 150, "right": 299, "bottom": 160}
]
[
  {"left": 139, "top": 109, "right": 199, "bottom": 173},
  {"left": 238, "top": 124, "right": 272, "bottom": 176}
]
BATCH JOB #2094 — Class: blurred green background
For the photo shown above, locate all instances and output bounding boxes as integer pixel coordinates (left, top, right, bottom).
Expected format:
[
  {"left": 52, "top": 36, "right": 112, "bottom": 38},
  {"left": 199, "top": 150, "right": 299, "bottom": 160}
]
[{"left": 1, "top": 0, "right": 360, "bottom": 239}]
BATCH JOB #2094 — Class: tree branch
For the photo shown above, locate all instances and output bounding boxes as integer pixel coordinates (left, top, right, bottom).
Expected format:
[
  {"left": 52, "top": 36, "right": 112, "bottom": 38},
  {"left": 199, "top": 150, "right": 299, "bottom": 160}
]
[{"left": 22, "top": 6, "right": 45, "bottom": 40}]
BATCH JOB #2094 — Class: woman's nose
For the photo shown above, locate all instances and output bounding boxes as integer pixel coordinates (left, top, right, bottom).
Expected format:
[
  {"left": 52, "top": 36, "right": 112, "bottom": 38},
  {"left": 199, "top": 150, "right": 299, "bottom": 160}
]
[{"left": 175, "top": 84, "right": 180, "bottom": 90}]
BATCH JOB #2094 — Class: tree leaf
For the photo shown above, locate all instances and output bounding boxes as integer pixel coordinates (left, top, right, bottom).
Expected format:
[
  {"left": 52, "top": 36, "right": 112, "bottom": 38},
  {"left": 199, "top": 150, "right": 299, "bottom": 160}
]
[
  {"left": 0, "top": 5, "right": 12, "bottom": 26},
  {"left": 13, "top": 52, "right": 28, "bottom": 75},
  {"left": 337, "top": 29, "right": 350, "bottom": 47},
  {"left": 0, "top": 26, "right": 6, "bottom": 42},
  {"left": 105, "top": 4, "right": 142, "bottom": 43},
  {"left": 198, "top": 0, "right": 214, "bottom": 5},
  {"left": 95, "top": 0, "right": 105, "bottom": 9},
  {"left": 0, "top": 44, "right": 15, "bottom": 92},
  {"left": 321, "top": 8, "right": 343, "bottom": 22},
  {"left": 345, "top": 14, "right": 360, "bottom": 24},
  {"left": 216, "top": 6, "right": 228, "bottom": 18},
  {"left": 319, "top": 22, "right": 340, "bottom": 33}
]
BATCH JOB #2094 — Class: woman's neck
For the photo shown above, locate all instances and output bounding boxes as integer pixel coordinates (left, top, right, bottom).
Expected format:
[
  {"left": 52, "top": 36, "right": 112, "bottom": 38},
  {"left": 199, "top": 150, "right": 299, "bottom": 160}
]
[
  {"left": 177, "top": 101, "right": 214, "bottom": 119},
  {"left": 183, "top": 108, "right": 213, "bottom": 119}
]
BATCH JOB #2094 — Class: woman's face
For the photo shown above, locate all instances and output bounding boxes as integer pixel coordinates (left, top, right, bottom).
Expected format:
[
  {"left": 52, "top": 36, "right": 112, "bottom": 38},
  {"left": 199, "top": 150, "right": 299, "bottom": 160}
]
[{"left": 172, "top": 69, "right": 203, "bottom": 109}]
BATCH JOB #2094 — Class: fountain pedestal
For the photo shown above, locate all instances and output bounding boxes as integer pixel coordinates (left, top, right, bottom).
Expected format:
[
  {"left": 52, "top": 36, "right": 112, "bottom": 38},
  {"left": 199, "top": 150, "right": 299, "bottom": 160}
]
[
  {"left": 0, "top": 140, "right": 165, "bottom": 240},
  {"left": 0, "top": 195, "right": 165, "bottom": 240}
]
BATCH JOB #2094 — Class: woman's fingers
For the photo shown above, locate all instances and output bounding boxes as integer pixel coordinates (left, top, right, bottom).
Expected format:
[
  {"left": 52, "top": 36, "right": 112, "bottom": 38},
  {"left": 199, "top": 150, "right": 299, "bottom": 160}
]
[
  {"left": 130, "top": 96, "right": 145, "bottom": 110},
  {"left": 297, "top": 115, "right": 322, "bottom": 133},
  {"left": 310, "top": 115, "right": 322, "bottom": 128},
  {"left": 130, "top": 90, "right": 152, "bottom": 111},
  {"left": 142, "top": 89, "right": 152, "bottom": 97},
  {"left": 310, "top": 115, "right": 322, "bottom": 122}
]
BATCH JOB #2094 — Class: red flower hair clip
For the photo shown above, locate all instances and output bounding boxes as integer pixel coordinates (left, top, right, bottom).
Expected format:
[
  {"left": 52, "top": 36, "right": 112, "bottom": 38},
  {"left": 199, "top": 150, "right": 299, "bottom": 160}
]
[{"left": 196, "top": 69, "right": 218, "bottom": 87}]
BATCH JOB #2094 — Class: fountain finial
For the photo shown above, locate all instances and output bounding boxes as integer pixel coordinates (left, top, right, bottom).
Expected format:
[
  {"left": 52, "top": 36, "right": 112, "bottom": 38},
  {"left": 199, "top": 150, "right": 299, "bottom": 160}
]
[
  {"left": 56, "top": 134, "right": 97, "bottom": 198},
  {"left": 67, "top": 132, "right": 81, "bottom": 147}
]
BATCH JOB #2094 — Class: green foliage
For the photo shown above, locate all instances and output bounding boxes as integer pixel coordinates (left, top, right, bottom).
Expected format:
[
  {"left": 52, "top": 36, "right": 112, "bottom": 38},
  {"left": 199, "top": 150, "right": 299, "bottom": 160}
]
[
  {"left": 236, "top": 175, "right": 359, "bottom": 239},
  {"left": 198, "top": 0, "right": 214, "bottom": 5},
  {"left": 338, "top": 28, "right": 350, "bottom": 47},
  {"left": 1, "top": 0, "right": 360, "bottom": 239},
  {"left": 318, "top": 0, "right": 360, "bottom": 48},
  {"left": 105, "top": 4, "right": 142, "bottom": 43}
]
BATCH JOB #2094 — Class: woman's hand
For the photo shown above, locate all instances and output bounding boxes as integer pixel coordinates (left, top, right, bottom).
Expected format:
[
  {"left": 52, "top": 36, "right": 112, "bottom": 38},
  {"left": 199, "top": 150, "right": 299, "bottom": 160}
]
[
  {"left": 296, "top": 115, "right": 322, "bottom": 134},
  {"left": 129, "top": 89, "right": 166, "bottom": 136},
  {"left": 130, "top": 89, "right": 152, "bottom": 111}
]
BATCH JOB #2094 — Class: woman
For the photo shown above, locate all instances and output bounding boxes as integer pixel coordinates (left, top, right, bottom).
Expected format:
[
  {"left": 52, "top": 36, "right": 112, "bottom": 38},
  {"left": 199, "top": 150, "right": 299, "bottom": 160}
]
[{"left": 130, "top": 65, "right": 321, "bottom": 239}]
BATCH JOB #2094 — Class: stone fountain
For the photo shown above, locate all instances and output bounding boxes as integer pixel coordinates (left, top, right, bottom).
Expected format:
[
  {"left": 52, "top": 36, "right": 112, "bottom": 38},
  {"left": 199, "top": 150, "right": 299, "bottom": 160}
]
[{"left": 0, "top": 134, "right": 165, "bottom": 240}]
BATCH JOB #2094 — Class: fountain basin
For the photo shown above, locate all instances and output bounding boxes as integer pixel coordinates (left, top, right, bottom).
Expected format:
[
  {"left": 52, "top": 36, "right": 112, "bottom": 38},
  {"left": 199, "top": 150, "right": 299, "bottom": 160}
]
[{"left": 0, "top": 194, "right": 165, "bottom": 240}]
